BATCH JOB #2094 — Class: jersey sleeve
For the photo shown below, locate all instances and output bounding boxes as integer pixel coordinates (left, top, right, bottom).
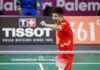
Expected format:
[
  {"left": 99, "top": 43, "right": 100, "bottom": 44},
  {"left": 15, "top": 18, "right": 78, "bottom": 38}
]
[{"left": 60, "top": 23, "right": 72, "bottom": 37}]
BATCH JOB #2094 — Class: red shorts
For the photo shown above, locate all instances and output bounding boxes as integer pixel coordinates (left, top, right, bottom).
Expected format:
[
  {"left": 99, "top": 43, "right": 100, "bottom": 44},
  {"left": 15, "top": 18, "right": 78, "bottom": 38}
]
[{"left": 56, "top": 54, "right": 74, "bottom": 70}]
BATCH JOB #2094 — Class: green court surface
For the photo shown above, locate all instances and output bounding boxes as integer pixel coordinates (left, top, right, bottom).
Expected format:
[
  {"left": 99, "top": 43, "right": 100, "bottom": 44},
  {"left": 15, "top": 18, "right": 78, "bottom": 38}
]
[{"left": 0, "top": 54, "right": 100, "bottom": 70}]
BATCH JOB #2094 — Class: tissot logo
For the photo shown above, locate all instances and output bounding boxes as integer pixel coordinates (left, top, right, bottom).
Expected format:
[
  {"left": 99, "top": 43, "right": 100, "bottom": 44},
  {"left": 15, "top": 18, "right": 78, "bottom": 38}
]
[
  {"left": 19, "top": 18, "right": 36, "bottom": 27},
  {"left": 0, "top": 16, "right": 56, "bottom": 45}
]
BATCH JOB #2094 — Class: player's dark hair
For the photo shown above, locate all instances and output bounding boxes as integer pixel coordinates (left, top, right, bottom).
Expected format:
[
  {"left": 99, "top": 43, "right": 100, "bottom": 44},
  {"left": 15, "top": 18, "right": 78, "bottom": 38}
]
[
  {"left": 44, "top": 6, "right": 52, "bottom": 16},
  {"left": 0, "top": 11, "right": 3, "bottom": 15},
  {"left": 52, "top": 7, "right": 63, "bottom": 16}
]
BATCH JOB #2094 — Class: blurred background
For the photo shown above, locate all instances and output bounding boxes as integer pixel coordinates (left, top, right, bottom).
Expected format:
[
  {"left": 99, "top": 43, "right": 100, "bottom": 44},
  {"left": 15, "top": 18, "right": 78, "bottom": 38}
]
[{"left": 0, "top": 0, "right": 100, "bottom": 70}]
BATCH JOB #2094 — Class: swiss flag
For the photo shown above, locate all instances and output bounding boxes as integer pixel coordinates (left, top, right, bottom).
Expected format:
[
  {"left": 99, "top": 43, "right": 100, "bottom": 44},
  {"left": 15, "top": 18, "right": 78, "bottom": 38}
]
[{"left": 27, "top": 18, "right": 36, "bottom": 27}]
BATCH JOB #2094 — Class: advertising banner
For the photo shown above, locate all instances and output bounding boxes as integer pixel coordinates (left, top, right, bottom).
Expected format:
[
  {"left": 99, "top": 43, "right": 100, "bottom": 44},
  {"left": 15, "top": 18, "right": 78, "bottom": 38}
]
[
  {"left": 0, "top": 0, "right": 100, "bottom": 16},
  {"left": 0, "top": 16, "right": 56, "bottom": 45},
  {"left": 0, "top": 16, "right": 100, "bottom": 45},
  {"left": 56, "top": 16, "right": 100, "bottom": 44}
]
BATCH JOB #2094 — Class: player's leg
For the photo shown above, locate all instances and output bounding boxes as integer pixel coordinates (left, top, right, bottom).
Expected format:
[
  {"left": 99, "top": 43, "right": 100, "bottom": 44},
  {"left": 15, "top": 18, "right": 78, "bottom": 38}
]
[
  {"left": 64, "top": 56, "right": 74, "bottom": 70},
  {"left": 64, "top": 60, "right": 72, "bottom": 70},
  {"left": 56, "top": 66, "right": 58, "bottom": 70},
  {"left": 56, "top": 56, "right": 67, "bottom": 70}
]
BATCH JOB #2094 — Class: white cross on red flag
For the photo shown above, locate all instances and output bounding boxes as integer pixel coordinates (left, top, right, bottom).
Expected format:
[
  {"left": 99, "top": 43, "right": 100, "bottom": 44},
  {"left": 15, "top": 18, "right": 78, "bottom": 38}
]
[{"left": 27, "top": 18, "right": 36, "bottom": 27}]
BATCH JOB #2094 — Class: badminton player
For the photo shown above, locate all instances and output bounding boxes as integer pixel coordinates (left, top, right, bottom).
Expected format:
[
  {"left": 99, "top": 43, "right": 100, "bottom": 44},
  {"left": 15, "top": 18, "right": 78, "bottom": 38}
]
[{"left": 40, "top": 7, "right": 74, "bottom": 70}]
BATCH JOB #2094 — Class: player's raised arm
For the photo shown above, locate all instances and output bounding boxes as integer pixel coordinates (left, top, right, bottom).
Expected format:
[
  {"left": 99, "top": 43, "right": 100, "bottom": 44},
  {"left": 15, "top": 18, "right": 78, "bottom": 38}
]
[{"left": 40, "top": 21, "right": 62, "bottom": 31}]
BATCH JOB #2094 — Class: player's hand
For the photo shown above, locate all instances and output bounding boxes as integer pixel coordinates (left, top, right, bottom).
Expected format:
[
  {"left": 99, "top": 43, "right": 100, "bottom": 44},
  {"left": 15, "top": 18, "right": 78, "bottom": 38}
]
[
  {"left": 40, "top": 21, "right": 46, "bottom": 26},
  {"left": 19, "top": 10, "right": 23, "bottom": 14},
  {"left": 37, "top": 10, "right": 41, "bottom": 14}
]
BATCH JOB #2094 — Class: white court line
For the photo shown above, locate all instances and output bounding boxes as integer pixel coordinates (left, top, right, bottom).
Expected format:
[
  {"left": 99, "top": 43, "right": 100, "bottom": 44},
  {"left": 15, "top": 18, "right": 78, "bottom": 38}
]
[
  {"left": 39, "top": 63, "right": 44, "bottom": 70},
  {"left": 0, "top": 63, "right": 100, "bottom": 65}
]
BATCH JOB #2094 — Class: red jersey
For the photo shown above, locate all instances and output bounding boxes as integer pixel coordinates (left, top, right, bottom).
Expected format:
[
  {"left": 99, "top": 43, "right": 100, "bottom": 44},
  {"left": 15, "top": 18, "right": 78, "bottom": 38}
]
[{"left": 57, "top": 18, "right": 74, "bottom": 59}]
